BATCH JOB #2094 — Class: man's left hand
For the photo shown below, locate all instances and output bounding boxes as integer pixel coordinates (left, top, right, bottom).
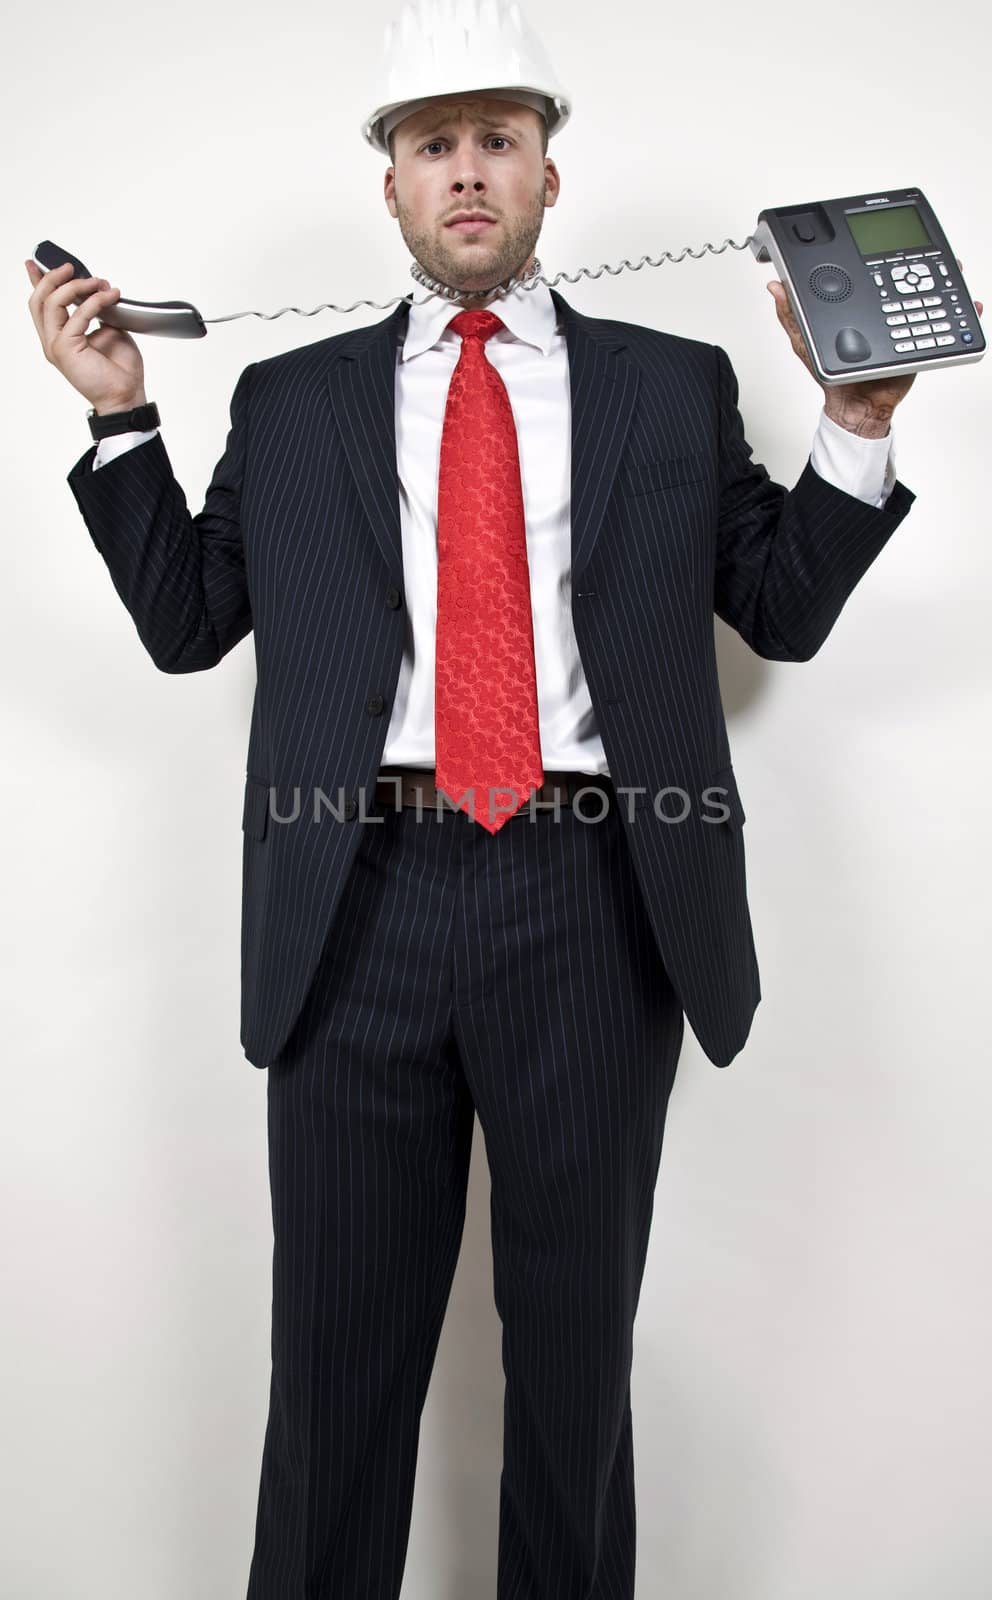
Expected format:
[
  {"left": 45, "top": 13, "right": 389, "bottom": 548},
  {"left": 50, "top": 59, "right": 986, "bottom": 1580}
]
[{"left": 767, "top": 260, "right": 984, "bottom": 438}]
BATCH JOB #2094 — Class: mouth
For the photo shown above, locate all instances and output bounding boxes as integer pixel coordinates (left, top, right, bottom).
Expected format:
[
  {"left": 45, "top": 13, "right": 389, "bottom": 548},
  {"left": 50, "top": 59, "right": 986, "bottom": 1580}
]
[{"left": 445, "top": 217, "right": 497, "bottom": 234}]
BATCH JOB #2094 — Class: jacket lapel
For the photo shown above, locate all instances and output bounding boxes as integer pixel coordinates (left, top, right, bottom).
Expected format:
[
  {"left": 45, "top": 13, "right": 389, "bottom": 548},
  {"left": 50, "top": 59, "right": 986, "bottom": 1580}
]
[
  {"left": 326, "top": 284, "right": 639, "bottom": 581},
  {"left": 551, "top": 288, "right": 638, "bottom": 577},
  {"left": 326, "top": 296, "right": 411, "bottom": 576}
]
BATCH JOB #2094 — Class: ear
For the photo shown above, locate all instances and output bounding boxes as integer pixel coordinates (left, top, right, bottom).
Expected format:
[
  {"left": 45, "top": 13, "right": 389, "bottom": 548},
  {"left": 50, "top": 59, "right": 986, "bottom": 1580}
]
[{"left": 384, "top": 168, "right": 398, "bottom": 218}]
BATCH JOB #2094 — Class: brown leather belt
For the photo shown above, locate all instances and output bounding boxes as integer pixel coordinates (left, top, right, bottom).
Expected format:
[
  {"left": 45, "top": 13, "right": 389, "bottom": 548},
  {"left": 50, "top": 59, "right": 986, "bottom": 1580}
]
[{"left": 375, "top": 766, "right": 614, "bottom": 814}]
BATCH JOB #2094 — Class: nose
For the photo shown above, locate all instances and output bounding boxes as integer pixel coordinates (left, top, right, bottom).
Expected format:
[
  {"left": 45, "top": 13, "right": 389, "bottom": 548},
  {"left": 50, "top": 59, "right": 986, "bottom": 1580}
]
[{"left": 449, "top": 133, "right": 488, "bottom": 195}]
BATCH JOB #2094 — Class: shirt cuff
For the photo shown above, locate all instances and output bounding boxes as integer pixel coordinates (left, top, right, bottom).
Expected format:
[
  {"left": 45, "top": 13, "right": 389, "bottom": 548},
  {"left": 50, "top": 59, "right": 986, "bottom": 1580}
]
[
  {"left": 92, "top": 429, "right": 160, "bottom": 471},
  {"left": 810, "top": 406, "right": 897, "bottom": 508}
]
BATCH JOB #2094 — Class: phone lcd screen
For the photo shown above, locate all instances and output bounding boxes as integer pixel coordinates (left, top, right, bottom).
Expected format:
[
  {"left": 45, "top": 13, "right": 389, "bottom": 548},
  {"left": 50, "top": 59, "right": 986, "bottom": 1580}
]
[{"left": 846, "top": 204, "right": 932, "bottom": 256}]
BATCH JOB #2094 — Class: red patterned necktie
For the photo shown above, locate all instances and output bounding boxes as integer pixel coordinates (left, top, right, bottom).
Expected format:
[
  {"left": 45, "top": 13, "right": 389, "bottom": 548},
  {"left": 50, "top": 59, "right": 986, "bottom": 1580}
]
[{"left": 434, "top": 308, "right": 544, "bottom": 834}]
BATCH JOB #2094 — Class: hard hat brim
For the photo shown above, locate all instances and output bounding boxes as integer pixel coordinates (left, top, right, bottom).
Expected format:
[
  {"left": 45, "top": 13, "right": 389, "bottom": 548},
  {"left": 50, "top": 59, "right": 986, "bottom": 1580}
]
[{"left": 362, "top": 86, "right": 571, "bottom": 155}]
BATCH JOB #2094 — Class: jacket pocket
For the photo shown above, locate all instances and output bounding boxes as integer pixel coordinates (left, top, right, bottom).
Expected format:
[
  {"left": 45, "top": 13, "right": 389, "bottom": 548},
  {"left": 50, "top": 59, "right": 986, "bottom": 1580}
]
[
  {"left": 241, "top": 777, "right": 270, "bottom": 841},
  {"left": 618, "top": 451, "right": 708, "bottom": 497},
  {"left": 702, "top": 764, "right": 746, "bottom": 829}
]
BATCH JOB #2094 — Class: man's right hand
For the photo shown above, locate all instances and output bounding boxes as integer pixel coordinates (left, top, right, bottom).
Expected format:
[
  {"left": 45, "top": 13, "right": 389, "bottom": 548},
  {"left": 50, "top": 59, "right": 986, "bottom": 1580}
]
[{"left": 24, "top": 259, "right": 146, "bottom": 414}]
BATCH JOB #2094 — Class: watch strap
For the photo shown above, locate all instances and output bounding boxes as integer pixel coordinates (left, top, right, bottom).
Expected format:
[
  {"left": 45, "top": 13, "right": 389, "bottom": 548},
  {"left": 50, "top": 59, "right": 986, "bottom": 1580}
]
[{"left": 87, "top": 401, "right": 160, "bottom": 440}]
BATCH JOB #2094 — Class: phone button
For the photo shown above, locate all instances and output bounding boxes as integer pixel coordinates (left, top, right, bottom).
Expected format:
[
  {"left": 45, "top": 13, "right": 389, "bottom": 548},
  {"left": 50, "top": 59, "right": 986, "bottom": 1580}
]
[
  {"left": 834, "top": 326, "right": 872, "bottom": 362},
  {"left": 935, "top": 336, "right": 956, "bottom": 346},
  {"left": 913, "top": 337, "right": 936, "bottom": 349},
  {"left": 894, "top": 341, "right": 916, "bottom": 352}
]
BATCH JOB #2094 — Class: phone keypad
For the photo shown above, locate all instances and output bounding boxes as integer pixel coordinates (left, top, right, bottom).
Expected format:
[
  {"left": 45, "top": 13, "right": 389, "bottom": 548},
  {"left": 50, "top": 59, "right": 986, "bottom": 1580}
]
[
  {"left": 861, "top": 247, "right": 978, "bottom": 357},
  {"left": 870, "top": 255, "right": 975, "bottom": 352}
]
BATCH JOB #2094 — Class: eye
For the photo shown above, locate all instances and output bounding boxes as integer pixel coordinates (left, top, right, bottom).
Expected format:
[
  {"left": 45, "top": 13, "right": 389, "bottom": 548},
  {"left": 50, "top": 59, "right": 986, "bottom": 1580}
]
[{"left": 420, "top": 136, "right": 512, "bottom": 154}]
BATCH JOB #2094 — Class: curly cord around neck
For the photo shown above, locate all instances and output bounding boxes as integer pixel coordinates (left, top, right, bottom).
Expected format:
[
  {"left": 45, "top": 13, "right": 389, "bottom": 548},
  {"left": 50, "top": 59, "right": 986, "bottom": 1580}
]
[{"left": 199, "top": 235, "right": 756, "bottom": 325}]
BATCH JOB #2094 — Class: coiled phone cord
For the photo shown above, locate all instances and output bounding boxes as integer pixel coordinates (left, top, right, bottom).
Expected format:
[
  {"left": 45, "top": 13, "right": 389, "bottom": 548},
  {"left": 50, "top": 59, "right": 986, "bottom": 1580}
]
[{"left": 199, "top": 234, "right": 757, "bottom": 325}]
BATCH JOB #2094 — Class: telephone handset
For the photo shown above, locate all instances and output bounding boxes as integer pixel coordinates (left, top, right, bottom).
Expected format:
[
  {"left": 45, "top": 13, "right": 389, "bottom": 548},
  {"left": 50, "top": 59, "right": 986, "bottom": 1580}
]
[
  {"left": 32, "top": 185, "right": 984, "bottom": 383},
  {"left": 32, "top": 240, "right": 208, "bottom": 340}
]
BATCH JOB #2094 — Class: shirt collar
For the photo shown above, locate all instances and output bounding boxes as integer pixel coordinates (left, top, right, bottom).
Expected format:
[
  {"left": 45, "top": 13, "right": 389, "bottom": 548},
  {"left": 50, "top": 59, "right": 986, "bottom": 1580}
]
[{"left": 400, "top": 275, "right": 558, "bottom": 362}]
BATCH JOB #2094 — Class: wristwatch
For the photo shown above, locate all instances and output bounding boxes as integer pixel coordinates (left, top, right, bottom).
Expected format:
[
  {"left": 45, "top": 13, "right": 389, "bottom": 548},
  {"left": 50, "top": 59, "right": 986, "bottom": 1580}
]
[{"left": 87, "top": 400, "right": 160, "bottom": 441}]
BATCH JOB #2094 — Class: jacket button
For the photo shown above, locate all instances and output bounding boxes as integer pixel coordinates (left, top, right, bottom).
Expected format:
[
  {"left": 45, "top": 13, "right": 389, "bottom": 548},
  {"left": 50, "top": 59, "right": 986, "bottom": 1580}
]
[
  {"left": 386, "top": 586, "right": 402, "bottom": 609},
  {"left": 367, "top": 694, "right": 385, "bottom": 715},
  {"left": 343, "top": 798, "right": 358, "bottom": 820}
]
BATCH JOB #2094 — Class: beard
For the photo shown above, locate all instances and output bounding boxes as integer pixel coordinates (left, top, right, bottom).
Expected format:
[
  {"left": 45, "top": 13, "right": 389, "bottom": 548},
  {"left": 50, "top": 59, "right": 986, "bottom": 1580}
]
[{"left": 393, "top": 178, "right": 547, "bottom": 304}]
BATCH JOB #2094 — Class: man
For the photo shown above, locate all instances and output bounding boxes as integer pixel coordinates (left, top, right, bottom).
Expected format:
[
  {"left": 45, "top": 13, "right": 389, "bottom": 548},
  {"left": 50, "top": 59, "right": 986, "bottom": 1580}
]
[{"left": 23, "top": 0, "right": 983, "bottom": 1592}]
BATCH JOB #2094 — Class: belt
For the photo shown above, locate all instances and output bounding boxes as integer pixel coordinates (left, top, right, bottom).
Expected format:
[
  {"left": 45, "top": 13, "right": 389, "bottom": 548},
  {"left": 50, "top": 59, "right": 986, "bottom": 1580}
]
[{"left": 375, "top": 766, "right": 614, "bottom": 813}]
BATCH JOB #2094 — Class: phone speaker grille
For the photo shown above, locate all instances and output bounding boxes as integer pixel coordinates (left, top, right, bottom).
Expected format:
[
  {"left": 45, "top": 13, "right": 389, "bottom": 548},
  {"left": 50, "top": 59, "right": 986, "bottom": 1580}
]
[{"left": 809, "top": 265, "right": 854, "bottom": 301}]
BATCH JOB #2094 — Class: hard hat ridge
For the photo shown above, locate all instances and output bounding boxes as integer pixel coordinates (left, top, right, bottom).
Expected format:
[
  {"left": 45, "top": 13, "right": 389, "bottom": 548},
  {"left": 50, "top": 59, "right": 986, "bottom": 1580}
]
[{"left": 361, "top": 0, "right": 572, "bottom": 155}]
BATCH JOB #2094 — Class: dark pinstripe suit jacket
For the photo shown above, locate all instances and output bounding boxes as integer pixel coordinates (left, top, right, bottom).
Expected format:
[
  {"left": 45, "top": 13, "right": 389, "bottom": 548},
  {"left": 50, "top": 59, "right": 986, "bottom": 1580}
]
[{"left": 67, "top": 286, "right": 916, "bottom": 1068}]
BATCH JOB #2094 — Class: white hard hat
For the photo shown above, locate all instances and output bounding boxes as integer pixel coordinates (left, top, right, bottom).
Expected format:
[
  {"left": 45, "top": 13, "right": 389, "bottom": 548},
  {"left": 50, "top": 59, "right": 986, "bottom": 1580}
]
[{"left": 361, "top": 0, "right": 572, "bottom": 156}]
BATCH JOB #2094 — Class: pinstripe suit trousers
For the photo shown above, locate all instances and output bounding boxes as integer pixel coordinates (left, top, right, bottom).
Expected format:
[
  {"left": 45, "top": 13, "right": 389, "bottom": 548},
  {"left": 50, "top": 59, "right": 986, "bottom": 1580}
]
[{"left": 245, "top": 779, "right": 685, "bottom": 1600}]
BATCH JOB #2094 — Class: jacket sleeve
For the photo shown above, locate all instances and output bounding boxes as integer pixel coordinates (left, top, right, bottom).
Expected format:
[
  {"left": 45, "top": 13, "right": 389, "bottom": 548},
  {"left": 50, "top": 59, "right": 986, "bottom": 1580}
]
[
  {"left": 712, "top": 343, "right": 917, "bottom": 662},
  {"left": 66, "top": 362, "right": 257, "bottom": 673}
]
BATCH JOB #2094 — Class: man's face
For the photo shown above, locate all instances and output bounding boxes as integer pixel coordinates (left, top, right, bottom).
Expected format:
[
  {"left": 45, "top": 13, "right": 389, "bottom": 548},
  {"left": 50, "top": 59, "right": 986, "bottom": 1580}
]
[{"left": 383, "top": 95, "right": 560, "bottom": 307}]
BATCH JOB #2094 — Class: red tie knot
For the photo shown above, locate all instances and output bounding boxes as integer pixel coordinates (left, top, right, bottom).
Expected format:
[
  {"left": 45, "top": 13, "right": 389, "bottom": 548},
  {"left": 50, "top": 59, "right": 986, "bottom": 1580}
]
[{"left": 449, "top": 309, "right": 505, "bottom": 343}]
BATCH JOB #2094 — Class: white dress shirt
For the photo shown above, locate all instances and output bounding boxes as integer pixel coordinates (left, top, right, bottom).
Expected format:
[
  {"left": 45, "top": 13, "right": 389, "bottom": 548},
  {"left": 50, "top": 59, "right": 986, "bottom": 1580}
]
[{"left": 92, "top": 283, "right": 897, "bottom": 773}]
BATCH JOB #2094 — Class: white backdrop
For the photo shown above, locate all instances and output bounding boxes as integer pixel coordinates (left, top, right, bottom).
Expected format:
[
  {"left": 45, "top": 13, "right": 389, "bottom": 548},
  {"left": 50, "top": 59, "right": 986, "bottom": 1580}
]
[{"left": 4, "top": 0, "right": 991, "bottom": 1594}]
